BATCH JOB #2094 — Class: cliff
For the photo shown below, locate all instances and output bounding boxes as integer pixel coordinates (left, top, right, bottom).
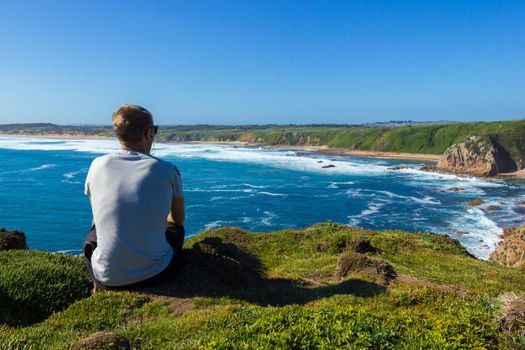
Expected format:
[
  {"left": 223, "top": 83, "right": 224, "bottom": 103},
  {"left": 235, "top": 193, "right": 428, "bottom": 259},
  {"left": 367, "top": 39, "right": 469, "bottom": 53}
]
[
  {"left": 1, "top": 223, "right": 524, "bottom": 349},
  {"left": 429, "top": 135, "right": 518, "bottom": 177},
  {"left": 490, "top": 225, "right": 525, "bottom": 268}
]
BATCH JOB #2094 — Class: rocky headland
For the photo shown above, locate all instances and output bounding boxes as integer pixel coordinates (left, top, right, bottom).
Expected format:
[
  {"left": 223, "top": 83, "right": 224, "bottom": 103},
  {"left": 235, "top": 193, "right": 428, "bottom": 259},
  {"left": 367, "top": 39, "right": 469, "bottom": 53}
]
[{"left": 422, "top": 135, "right": 520, "bottom": 177}]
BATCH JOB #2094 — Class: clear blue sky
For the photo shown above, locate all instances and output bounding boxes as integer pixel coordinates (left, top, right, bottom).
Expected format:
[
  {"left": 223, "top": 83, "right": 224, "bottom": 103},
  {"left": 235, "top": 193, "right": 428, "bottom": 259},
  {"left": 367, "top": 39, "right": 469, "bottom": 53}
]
[{"left": 0, "top": 1, "right": 524, "bottom": 125}]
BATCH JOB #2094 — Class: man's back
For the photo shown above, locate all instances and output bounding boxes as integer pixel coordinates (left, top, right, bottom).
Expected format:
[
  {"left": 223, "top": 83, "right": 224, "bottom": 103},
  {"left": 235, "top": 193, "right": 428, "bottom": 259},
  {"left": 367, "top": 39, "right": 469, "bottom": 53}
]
[{"left": 85, "top": 150, "right": 183, "bottom": 286}]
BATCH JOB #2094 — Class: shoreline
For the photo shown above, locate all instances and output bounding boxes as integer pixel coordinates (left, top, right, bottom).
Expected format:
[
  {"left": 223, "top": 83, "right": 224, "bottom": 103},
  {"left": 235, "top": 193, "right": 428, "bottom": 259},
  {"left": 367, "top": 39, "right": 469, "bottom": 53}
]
[{"left": 0, "top": 133, "right": 440, "bottom": 162}]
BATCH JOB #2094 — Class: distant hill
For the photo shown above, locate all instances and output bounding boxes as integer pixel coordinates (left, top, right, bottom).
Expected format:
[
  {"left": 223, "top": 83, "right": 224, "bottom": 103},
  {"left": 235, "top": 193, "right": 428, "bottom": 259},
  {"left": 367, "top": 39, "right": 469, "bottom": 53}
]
[{"left": 2, "top": 119, "right": 524, "bottom": 169}]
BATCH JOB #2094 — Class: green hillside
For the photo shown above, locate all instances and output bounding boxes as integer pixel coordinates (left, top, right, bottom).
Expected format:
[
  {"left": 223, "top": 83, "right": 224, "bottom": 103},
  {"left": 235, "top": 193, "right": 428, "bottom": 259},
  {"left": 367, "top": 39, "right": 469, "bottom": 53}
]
[
  {"left": 2, "top": 119, "right": 525, "bottom": 164},
  {"left": 1, "top": 223, "right": 524, "bottom": 349}
]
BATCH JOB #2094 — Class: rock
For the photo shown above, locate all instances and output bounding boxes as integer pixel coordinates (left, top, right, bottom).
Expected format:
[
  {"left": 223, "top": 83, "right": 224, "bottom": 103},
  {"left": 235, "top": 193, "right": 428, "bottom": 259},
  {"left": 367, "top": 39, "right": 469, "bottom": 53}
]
[
  {"left": 0, "top": 228, "right": 27, "bottom": 250},
  {"left": 72, "top": 332, "right": 131, "bottom": 350},
  {"left": 454, "top": 231, "right": 468, "bottom": 236},
  {"left": 387, "top": 166, "right": 413, "bottom": 171},
  {"left": 447, "top": 187, "right": 464, "bottom": 192},
  {"left": 346, "top": 237, "right": 377, "bottom": 253},
  {"left": 431, "top": 135, "right": 517, "bottom": 177},
  {"left": 467, "top": 199, "right": 484, "bottom": 206},
  {"left": 335, "top": 252, "right": 396, "bottom": 285},
  {"left": 322, "top": 164, "right": 336, "bottom": 169},
  {"left": 517, "top": 201, "right": 525, "bottom": 206},
  {"left": 490, "top": 226, "right": 525, "bottom": 268},
  {"left": 488, "top": 205, "right": 501, "bottom": 211}
]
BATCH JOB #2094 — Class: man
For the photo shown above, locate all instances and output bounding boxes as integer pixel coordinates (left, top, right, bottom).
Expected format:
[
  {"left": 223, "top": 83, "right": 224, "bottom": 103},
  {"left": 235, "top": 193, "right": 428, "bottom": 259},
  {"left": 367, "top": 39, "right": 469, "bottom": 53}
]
[{"left": 83, "top": 104, "right": 185, "bottom": 292}]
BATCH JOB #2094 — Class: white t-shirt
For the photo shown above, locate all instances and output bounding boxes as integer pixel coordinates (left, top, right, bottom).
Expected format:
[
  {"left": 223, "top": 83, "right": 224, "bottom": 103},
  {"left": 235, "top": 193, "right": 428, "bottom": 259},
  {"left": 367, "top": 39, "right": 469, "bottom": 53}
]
[{"left": 84, "top": 150, "right": 183, "bottom": 286}]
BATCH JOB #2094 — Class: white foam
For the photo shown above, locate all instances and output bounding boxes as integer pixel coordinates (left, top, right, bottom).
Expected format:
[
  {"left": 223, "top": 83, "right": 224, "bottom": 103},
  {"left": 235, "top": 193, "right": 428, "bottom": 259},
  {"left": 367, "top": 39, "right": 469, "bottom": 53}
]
[
  {"left": 243, "top": 183, "right": 268, "bottom": 189},
  {"left": 328, "top": 181, "right": 355, "bottom": 189},
  {"left": 444, "top": 207, "right": 503, "bottom": 260},
  {"left": 257, "top": 192, "right": 288, "bottom": 197},
  {"left": 348, "top": 189, "right": 441, "bottom": 205},
  {"left": 204, "top": 220, "right": 226, "bottom": 230},
  {"left": 0, "top": 137, "right": 390, "bottom": 175},
  {"left": 30, "top": 164, "right": 55, "bottom": 171},
  {"left": 62, "top": 169, "right": 87, "bottom": 184},
  {"left": 260, "top": 211, "right": 278, "bottom": 226}
]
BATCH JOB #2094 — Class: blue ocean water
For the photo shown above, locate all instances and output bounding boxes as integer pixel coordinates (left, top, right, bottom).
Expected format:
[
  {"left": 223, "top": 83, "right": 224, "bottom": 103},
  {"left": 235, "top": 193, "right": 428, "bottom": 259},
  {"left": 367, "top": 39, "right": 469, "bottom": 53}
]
[{"left": 1, "top": 136, "right": 524, "bottom": 259}]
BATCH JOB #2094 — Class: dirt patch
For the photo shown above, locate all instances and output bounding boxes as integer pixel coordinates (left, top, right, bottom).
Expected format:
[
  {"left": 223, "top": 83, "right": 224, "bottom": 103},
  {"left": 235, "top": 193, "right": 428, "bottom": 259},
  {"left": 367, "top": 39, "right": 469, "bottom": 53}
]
[
  {"left": 397, "top": 274, "right": 467, "bottom": 296},
  {"left": 72, "top": 332, "right": 130, "bottom": 350},
  {"left": 0, "top": 228, "right": 27, "bottom": 250},
  {"left": 149, "top": 296, "right": 196, "bottom": 316},
  {"left": 335, "top": 252, "right": 396, "bottom": 285}
]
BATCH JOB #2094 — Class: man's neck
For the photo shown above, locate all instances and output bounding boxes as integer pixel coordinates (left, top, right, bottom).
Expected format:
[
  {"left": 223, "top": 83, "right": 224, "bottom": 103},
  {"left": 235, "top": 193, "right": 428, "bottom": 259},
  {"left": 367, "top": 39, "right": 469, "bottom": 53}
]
[{"left": 121, "top": 143, "right": 148, "bottom": 154}]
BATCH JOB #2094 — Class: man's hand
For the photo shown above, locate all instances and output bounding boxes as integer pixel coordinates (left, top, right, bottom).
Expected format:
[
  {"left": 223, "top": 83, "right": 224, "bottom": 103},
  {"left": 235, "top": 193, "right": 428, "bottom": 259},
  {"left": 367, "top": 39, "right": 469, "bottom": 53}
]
[{"left": 167, "top": 197, "right": 185, "bottom": 226}]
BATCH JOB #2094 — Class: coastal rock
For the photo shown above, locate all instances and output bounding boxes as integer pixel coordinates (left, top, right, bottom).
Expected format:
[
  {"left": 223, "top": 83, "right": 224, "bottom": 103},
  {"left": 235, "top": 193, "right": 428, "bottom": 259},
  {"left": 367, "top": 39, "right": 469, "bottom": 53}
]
[
  {"left": 431, "top": 135, "right": 517, "bottom": 177},
  {"left": 0, "top": 228, "right": 27, "bottom": 250},
  {"left": 447, "top": 187, "right": 464, "bottom": 192},
  {"left": 387, "top": 166, "right": 414, "bottom": 171},
  {"left": 454, "top": 231, "right": 468, "bottom": 236},
  {"left": 467, "top": 199, "right": 484, "bottom": 206},
  {"left": 322, "top": 164, "right": 336, "bottom": 169},
  {"left": 489, "top": 225, "right": 525, "bottom": 268},
  {"left": 335, "top": 252, "right": 396, "bottom": 285},
  {"left": 488, "top": 205, "right": 501, "bottom": 211},
  {"left": 72, "top": 332, "right": 131, "bottom": 350}
]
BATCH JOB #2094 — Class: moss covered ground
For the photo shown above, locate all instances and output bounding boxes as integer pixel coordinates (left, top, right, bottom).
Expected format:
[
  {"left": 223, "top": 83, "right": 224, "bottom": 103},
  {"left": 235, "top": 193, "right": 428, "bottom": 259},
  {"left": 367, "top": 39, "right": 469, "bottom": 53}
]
[{"left": 1, "top": 223, "right": 524, "bottom": 349}]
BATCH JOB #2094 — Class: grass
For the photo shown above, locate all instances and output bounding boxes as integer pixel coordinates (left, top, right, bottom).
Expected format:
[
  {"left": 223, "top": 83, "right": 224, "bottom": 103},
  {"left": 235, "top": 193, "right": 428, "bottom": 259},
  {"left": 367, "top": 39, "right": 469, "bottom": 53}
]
[{"left": 1, "top": 223, "right": 524, "bottom": 349}]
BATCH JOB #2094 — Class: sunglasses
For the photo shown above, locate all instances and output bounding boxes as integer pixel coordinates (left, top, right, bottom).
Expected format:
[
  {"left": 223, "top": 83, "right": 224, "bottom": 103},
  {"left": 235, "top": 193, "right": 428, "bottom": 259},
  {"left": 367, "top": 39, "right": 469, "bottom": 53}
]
[{"left": 147, "top": 125, "right": 159, "bottom": 135}]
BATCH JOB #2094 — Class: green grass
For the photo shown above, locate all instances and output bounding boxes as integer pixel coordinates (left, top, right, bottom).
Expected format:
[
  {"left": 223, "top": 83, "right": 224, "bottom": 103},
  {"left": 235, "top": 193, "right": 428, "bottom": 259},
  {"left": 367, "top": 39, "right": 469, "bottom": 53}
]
[{"left": 1, "top": 223, "right": 524, "bottom": 349}]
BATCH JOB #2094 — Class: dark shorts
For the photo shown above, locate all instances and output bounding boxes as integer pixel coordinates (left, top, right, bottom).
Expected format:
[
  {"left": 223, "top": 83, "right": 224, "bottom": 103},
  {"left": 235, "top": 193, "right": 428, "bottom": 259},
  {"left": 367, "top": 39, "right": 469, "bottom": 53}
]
[{"left": 83, "top": 224, "right": 185, "bottom": 291}]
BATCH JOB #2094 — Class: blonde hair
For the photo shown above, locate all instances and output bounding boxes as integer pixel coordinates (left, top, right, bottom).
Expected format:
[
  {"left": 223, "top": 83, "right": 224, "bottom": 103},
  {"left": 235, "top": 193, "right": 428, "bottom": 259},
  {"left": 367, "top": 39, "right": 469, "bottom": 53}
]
[{"left": 112, "top": 104, "right": 153, "bottom": 143}]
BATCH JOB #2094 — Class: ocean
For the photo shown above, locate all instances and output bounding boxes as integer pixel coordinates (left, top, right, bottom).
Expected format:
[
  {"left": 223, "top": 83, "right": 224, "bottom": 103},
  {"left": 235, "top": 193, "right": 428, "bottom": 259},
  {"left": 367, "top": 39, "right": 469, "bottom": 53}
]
[{"left": 1, "top": 136, "right": 524, "bottom": 260}]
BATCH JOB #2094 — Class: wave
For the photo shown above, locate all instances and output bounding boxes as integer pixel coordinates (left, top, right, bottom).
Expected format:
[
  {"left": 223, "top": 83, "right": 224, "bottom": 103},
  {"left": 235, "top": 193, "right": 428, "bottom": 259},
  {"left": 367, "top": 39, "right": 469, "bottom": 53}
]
[
  {"left": 328, "top": 181, "right": 355, "bottom": 189},
  {"left": 257, "top": 192, "right": 288, "bottom": 197},
  {"left": 0, "top": 137, "right": 510, "bottom": 189},
  {"left": 445, "top": 207, "right": 503, "bottom": 260},
  {"left": 30, "top": 164, "right": 55, "bottom": 171},
  {"left": 62, "top": 169, "right": 87, "bottom": 184},
  {"left": 204, "top": 220, "right": 227, "bottom": 230}
]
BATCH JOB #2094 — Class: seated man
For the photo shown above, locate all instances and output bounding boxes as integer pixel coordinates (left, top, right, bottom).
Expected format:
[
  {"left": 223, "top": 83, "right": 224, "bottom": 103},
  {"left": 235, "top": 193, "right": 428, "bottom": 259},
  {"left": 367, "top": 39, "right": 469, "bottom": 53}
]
[{"left": 83, "top": 104, "right": 185, "bottom": 292}]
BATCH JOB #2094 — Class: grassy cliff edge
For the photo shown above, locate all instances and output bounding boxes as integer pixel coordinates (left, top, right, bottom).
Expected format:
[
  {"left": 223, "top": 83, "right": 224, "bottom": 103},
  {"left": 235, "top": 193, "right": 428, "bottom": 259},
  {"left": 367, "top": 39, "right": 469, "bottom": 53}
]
[{"left": 1, "top": 223, "right": 524, "bottom": 349}]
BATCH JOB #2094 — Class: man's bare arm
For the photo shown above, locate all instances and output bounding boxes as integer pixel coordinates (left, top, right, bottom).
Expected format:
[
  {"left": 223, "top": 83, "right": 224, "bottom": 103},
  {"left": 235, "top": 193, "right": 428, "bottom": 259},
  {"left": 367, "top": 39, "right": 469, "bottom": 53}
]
[{"left": 167, "top": 197, "right": 185, "bottom": 226}]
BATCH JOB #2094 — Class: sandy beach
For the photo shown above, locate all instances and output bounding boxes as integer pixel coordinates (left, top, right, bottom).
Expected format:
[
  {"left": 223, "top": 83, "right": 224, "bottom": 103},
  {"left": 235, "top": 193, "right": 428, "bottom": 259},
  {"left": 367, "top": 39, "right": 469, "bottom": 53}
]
[{"left": 499, "top": 169, "right": 525, "bottom": 179}]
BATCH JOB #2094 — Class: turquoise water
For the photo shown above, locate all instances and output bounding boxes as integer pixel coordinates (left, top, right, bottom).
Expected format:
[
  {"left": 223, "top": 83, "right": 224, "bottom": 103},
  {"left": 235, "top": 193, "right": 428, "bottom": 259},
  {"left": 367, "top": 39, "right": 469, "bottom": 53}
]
[{"left": 1, "top": 136, "right": 524, "bottom": 259}]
